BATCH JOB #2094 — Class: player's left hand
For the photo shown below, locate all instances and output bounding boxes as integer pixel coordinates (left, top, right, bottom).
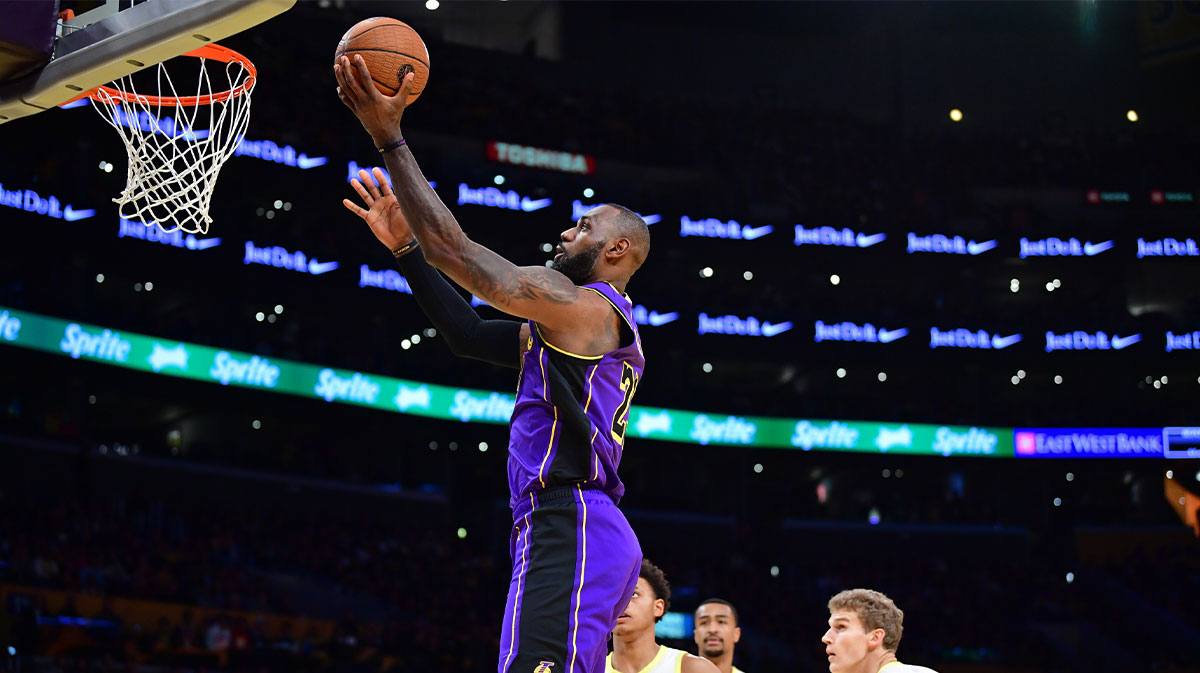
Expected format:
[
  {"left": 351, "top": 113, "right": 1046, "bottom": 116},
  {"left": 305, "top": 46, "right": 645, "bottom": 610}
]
[
  {"left": 343, "top": 167, "right": 414, "bottom": 251},
  {"left": 334, "top": 54, "right": 414, "bottom": 146}
]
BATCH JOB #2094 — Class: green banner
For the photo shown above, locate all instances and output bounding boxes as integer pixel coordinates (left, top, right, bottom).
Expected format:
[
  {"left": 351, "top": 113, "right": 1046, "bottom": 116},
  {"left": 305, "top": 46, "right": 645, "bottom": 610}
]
[{"left": 0, "top": 306, "right": 1013, "bottom": 456}]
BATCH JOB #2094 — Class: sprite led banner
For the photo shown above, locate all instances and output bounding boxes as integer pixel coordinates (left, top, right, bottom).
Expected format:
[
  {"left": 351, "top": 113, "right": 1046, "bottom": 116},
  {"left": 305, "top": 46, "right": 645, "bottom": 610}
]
[{"left": 0, "top": 305, "right": 1024, "bottom": 457}]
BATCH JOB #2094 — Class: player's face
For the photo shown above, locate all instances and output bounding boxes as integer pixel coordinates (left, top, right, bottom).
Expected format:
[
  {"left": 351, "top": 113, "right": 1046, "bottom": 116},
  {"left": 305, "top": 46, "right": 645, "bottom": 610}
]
[
  {"left": 550, "top": 208, "right": 609, "bottom": 285},
  {"left": 821, "top": 611, "right": 877, "bottom": 673},
  {"left": 613, "top": 578, "right": 663, "bottom": 639},
  {"left": 694, "top": 604, "right": 740, "bottom": 658}
]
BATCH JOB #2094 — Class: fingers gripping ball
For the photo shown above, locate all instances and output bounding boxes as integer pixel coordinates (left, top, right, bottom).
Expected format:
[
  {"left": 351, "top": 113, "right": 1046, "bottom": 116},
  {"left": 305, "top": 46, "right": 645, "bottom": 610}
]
[{"left": 335, "top": 17, "right": 429, "bottom": 103}]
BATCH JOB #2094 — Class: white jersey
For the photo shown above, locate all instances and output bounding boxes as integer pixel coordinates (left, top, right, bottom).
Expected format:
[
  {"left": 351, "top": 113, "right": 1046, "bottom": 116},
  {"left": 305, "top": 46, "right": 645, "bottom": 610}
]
[
  {"left": 878, "top": 661, "right": 940, "bottom": 673},
  {"left": 606, "top": 645, "right": 687, "bottom": 673}
]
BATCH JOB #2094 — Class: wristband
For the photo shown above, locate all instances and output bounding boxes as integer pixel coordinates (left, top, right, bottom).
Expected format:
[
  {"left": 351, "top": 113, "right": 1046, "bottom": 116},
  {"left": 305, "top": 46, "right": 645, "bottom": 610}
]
[
  {"left": 377, "top": 138, "right": 406, "bottom": 154},
  {"left": 391, "top": 239, "right": 420, "bottom": 258}
]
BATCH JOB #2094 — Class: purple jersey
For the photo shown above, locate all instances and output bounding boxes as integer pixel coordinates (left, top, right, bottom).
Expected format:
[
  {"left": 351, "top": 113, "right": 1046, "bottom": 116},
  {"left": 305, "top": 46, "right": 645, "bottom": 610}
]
[{"left": 507, "top": 281, "right": 644, "bottom": 507}]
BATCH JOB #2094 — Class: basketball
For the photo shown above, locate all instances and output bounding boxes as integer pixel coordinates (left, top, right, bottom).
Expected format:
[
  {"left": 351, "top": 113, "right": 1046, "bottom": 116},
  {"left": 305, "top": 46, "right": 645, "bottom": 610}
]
[{"left": 335, "top": 17, "right": 430, "bottom": 104}]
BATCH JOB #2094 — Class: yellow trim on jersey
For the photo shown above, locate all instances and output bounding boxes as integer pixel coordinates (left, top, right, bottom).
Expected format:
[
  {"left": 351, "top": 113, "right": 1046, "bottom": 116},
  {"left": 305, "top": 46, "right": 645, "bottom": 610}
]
[
  {"left": 536, "top": 324, "right": 604, "bottom": 360},
  {"left": 876, "top": 663, "right": 902, "bottom": 673},
  {"left": 568, "top": 485, "right": 588, "bottom": 673},
  {"left": 582, "top": 286, "right": 638, "bottom": 340},
  {"left": 502, "top": 500, "right": 534, "bottom": 673},
  {"left": 537, "top": 349, "right": 556, "bottom": 489},
  {"left": 673, "top": 650, "right": 683, "bottom": 673},
  {"left": 582, "top": 364, "right": 600, "bottom": 412},
  {"left": 732, "top": 667, "right": 745, "bottom": 673},
  {"left": 607, "top": 645, "right": 668, "bottom": 673}
]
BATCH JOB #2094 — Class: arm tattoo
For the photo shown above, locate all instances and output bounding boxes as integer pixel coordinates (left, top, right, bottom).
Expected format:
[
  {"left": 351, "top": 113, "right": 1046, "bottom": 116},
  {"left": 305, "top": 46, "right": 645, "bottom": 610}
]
[{"left": 465, "top": 249, "right": 579, "bottom": 308}]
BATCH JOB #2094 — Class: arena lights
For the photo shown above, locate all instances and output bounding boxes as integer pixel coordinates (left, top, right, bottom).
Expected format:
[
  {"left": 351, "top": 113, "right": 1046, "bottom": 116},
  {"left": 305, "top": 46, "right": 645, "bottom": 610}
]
[
  {"left": 753, "top": 463, "right": 763, "bottom": 474},
  {"left": 255, "top": 312, "right": 264, "bottom": 322},
  {"left": 457, "top": 527, "right": 467, "bottom": 539},
  {"left": 830, "top": 274, "right": 840, "bottom": 285},
  {"left": 702, "top": 362, "right": 713, "bottom": 373},
  {"left": 1054, "top": 375, "right": 1063, "bottom": 384},
  {"left": 493, "top": 175, "right": 505, "bottom": 185},
  {"left": 700, "top": 267, "right": 714, "bottom": 278},
  {"left": 1009, "top": 278, "right": 1019, "bottom": 293},
  {"left": 743, "top": 270, "right": 754, "bottom": 281},
  {"left": 583, "top": 188, "right": 594, "bottom": 198},
  {"left": 274, "top": 304, "right": 283, "bottom": 314},
  {"left": 541, "top": 243, "right": 553, "bottom": 253},
  {"left": 770, "top": 565, "right": 780, "bottom": 577},
  {"left": 251, "top": 419, "right": 261, "bottom": 429},
  {"left": 1126, "top": 109, "right": 1138, "bottom": 122},
  {"left": 88, "top": 395, "right": 96, "bottom": 404},
  {"left": 1066, "top": 472, "right": 1075, "bottom": 482},
  {"left": 425, "top": 0, "right": 440, "bottom": 10},
  {"left": 96, "top": 274, "right": 105, "bottom": 283},
  {"left": 479, "top": 442, "right": 488, "bottom": 452},
  {"left": 949, "top": 109, "right": 963, "bottom": 122},
  {"left": 877, "top": 372, "right": 887, "bottom": 382},
  {"left": 836, "top": 367, "right": 846, "bottom": 378}
]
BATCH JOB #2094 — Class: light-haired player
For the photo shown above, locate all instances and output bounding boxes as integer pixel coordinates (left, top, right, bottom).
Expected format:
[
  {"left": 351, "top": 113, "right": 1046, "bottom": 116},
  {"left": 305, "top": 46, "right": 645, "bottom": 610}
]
[
  {"left": 608, "top": 560, "right": 718, "bottom": 673},
  {"left": 822, "top": 589, "right": 938, "bottom": 673},
  {"left": 693, "top": 598, "right": 744, "bottom": 673}
]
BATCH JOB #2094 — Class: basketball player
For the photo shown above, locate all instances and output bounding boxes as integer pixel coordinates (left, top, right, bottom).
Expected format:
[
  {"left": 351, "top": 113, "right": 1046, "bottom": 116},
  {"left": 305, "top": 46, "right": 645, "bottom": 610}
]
[
  {"left": 823, "top": 589, "right": 939, "bottom": 673},
  {"left": 608, "top": 560, "right": 718, "bottom": 673},
  {"left": 693, "top": 599, "right": 744, "bottom": 673},
  {"left": 335, "top": 57, "right": 649, "bottom": 673}
]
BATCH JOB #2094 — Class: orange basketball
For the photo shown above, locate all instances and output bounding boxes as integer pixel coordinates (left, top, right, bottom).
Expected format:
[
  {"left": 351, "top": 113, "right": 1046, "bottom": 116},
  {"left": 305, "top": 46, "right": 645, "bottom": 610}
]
[{"left": 335, "top": 17, "right": 429, "bottom": 104}]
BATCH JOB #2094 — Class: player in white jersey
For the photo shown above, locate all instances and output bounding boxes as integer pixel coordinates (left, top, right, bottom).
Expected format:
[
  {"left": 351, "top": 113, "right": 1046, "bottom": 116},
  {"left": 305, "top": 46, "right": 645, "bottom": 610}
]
[
  {"left": 607, "top": 560, "right": 718, "bottom": 673},
  {"left": 693, "top": 598, "right": 745, "bottom": 673},
  {"left": 822, "top": 589, "right": 939, "bottom": 673}
]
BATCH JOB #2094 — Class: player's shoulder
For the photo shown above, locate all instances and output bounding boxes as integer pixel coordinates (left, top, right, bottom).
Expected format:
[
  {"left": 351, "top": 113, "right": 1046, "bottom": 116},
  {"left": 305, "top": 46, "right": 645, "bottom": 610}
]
[
  {"left": 677, "top": 650, "right": 719, "bottom": 673},
  {"left": 887, "top": 664, "right": 940, "bottom": 673}
]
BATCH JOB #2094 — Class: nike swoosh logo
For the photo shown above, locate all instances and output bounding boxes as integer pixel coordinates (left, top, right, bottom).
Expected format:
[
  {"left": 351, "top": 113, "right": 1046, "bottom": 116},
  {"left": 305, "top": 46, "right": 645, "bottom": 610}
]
[
  {"left": 761, "top": 321, "right": 793, "bottom": 337},
  {"left": 1112, "top": 334, "right": 1141, "bottom": 349},
  {"left": 878, "top": 328, "right": 908, "bottom": 343},
  {"left": 855, "top": 233, "right": 887, "bottom": 248},
  {"left": 640, "top": 214, "right": 661, "bottom": 225},
  {"left": 307, "top": 260, "right": 339, "bottom": 275},
  {"left": 520, "top": 197, "right": 553, "bottom": 212},
  {"left": 63, "top": 206, "right": 95, "bottom": 222},
  {"left": 967, "top": 240, "right": 998, "bottom": 255},
  {"left": 647, "top": 311, "right": 679, "bottom": 327},
  {"left": 990, "top": 333, "right": 1022, "bottom": 349},
  {"left": 185, "top": 235, "right": 222, "bottom": 250},
  {"left": 741, "top": 225, "right": 774, "bottom": 240},
  {"left": 1084, "top": 241, "right": 1114, "bottom": 256},
  {"left": 297, "top": 155, "right": 328, "bottom": 169}
]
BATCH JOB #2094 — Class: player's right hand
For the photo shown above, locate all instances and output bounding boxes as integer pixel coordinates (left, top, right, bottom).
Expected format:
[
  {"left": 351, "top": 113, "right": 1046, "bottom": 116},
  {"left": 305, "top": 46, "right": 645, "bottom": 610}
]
[{"left": 343, "top": 167, "right": 414, "bottom": 251}]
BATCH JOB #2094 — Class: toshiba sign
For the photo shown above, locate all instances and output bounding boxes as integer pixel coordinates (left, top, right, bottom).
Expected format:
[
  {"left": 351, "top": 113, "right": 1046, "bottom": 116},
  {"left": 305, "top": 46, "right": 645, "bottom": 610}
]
[{"left": 487, "top": 141, "right": 596, "bottom": 175}]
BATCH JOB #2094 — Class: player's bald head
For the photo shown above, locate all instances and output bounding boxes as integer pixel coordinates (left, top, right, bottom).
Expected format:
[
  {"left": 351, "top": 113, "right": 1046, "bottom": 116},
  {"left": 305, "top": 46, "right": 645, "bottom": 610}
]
[{"left": 598, "top": 203, "right": 650, "bottom": 270}]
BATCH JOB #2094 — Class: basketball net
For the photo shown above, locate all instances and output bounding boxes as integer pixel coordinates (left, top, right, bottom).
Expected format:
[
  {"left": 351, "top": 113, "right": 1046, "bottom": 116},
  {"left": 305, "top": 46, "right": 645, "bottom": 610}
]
[{"left": 87, "top": 44, "right": 255, "bottom": 234}]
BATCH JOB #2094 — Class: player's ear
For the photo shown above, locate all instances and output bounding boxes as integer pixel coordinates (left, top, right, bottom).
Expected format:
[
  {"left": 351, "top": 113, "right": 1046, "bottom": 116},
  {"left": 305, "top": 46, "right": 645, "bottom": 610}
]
[
  {"left": 868, "top": 628, "right": 885, "bottom": 649},
  {"left": 654, "top": 598, "right": 665, "bottom": 619},
  {"left": 607, "top": 237, "right": 631, "bottom": 259},
  {"left": 733, "top": 626, "right": 741, "bottom": 643}
]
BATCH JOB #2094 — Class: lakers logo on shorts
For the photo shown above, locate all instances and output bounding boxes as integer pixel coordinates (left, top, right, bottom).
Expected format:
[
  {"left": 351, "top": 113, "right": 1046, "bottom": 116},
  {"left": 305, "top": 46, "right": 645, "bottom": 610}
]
[{"left": 533, "top": 662, "right": 555, "bottom": 673}]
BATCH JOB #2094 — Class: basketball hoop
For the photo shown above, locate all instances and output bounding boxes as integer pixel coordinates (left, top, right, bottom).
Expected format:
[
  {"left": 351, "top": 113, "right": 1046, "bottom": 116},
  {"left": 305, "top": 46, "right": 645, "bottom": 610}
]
[{"left": 86, "top": 44, "right": 256, "bottom": 234}]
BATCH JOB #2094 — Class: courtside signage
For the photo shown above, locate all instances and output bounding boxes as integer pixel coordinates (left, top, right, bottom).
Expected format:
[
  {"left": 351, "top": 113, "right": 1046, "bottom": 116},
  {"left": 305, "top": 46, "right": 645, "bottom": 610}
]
[
  {"left": 1044, "top": 331, "right": 1141, "bottom": 352},
  {"left": 907, "top": 233, "right": 997, "bottom": 256},
  {"left": 633, "top": 305, "right": 678, "bottom": 327},
  {"left": 1019, "top": 237, "right": 1113, "bottom": 258},
  {"left": 457, "top": 183, "right": 551, "bottom": 212},
  {"left": 118, "top": 218, "right": 221, "bottom": 250},
  {"left": 0, "top": 182, "right": 94, "bottom": 221},
  {"left": 698, "top": 313, "right": 792, "bottom": 337},
  {"left": 814, "top": 321, "right": 907, "bottom": 344},
  {"left": 1137, "top": 237, "right": 1199, "bottom": 257},
  {"left": 233, "top": 137, "right": 326, "bottom": 169},
  {"left": 571, "top": 200, "right": 661, "bottom": 225},
  {"left": 680, "top": 216, "right": 772, "bottom": 240},
  {"left": 0, "top": 306, "right": 1160, "bottom": 459},
  {"left": 794, "top": 225, "right": 886, "bottom": 249},
  {"left": 487, "top": 141, "right": 595, "bottom": 175},
  {"left": 244, "top": 241, "right": 339, "bottom": 275},
  {"left": 1014, "top": 428, "right": 1163, "bottom": 458},
  {"left": 930, "top": 327, "right": 1022, "bottom": 350},
  {"left": 1166, "top": 331, "right": 1200, "bottom": 352},
  {"left": 359, "top": 265, "right": 413, "bottom": 294}
]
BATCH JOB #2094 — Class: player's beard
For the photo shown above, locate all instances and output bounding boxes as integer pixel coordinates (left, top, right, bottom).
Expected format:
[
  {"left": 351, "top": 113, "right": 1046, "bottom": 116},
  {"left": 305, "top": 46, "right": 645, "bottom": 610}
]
[
  {"left": 550, "top": 241, "right": 604, "bottom": 285},
  {"left": 702, "top": 643, "right": 726, "bottom": 658}
]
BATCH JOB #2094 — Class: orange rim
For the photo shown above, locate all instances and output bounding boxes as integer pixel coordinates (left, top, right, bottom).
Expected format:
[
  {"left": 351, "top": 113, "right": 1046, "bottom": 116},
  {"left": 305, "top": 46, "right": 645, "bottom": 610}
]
[{"left": 87, "top": 44, "right": 256, "bottom": 107}]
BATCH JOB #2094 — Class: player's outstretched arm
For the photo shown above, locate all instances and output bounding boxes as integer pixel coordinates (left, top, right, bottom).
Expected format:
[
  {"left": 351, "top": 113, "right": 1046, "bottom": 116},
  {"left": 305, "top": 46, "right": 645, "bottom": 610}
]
[
  {"left": 334, "top": 56, "right": 608, "bottom": 333},
  {"left": 344, "top": 167, "right": 528, "bottom": 368}
]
